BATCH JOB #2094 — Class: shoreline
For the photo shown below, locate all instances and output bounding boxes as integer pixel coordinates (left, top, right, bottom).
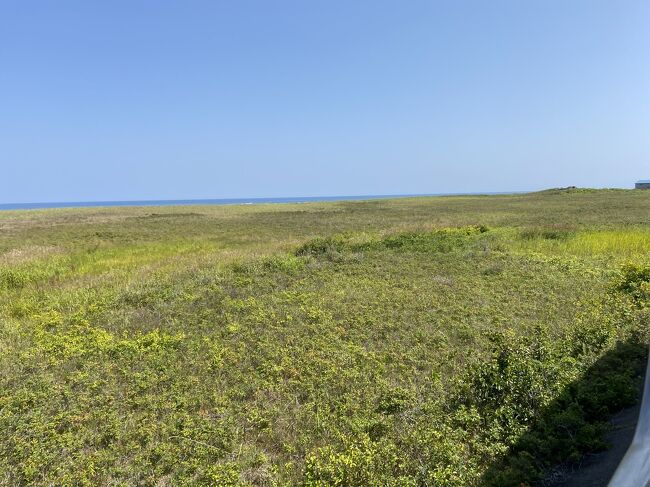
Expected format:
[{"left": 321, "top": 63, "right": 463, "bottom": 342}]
[{"left": 0, "top": 191, "right": 526, "bottom": 211}]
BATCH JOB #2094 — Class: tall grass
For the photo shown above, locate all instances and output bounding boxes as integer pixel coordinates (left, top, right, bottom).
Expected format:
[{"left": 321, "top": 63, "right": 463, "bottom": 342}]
[{"left": 513, "top": 228, "right": 650, "bottom": 259}]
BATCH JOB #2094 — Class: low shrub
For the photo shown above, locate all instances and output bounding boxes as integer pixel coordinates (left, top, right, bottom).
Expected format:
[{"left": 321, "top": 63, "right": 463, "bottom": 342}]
[{"left": 615, "top": 263, "right": 650, "bottom": 305}]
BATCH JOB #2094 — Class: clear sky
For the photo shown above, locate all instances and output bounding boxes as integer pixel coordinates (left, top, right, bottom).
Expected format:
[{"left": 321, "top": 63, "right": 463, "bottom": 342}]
[{"left": 1, "top": 1, "right": 649, "bottom": 203}]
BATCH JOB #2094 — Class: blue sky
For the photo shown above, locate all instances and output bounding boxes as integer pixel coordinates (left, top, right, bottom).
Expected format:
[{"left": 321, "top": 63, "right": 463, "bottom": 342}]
[{"left": 1, "top": 1, "right": 649, "bottom": 203}]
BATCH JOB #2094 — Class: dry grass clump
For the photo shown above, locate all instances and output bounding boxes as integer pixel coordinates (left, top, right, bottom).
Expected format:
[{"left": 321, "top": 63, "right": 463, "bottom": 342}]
[{"left": 0, "top": 245, "right": 61, "bottom": 265}]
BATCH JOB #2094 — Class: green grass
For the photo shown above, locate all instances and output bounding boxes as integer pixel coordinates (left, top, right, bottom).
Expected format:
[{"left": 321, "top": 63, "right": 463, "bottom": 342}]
[{"left": 1, "top": 190, "right": 649, "bottom": 486}]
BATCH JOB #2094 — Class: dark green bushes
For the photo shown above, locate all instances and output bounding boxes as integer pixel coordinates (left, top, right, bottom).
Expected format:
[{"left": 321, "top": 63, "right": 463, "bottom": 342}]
[
  {"left": 374, "top": 225, "right": 488, "bottom": 252},
  {"left": 479, "top": 337, "right": 645, "bottom": 486},
  {"left": 296, "top": 225, "right": 489, "bottom": 259},
  {"left": 615, "top": 263, "right": 650, "bottom": 305},
  {"left": 376, "top": 385, "right": 415, "bottom": 415},
  {"left": 476, "top": 264, "right": 649, "bottom": 486},
  {"left": 520, "top": 225, "right": 576, "bottom": 241},
  {"left": 296, "top": 235, "right": 349, "bottom": 257}
]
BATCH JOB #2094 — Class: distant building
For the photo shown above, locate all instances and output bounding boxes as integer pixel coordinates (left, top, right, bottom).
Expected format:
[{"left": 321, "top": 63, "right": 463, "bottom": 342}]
[{"left": 636, "top": 180, "right": 650, "bottom": 189}]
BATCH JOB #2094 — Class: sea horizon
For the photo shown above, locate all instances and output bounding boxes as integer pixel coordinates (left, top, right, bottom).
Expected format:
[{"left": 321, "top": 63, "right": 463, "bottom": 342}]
[{"left": 0, "top": 191, "right": 526, "bottom": 211}]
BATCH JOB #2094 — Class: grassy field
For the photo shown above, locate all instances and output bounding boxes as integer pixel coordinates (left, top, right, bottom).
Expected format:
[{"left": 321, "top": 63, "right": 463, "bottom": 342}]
[{"left": 1, "top": 189, "right": 649, "bottom": 486}]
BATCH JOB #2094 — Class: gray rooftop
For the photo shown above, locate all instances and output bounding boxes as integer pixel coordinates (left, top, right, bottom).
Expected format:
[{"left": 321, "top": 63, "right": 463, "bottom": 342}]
[{"left": 638, "top": 180, "right": 650, "bottom": 184}]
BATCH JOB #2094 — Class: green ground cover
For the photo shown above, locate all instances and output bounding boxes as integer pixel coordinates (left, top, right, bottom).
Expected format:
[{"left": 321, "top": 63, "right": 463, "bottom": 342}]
[{"left": 1, "top": 189, "right": 649, "bottom": 486}]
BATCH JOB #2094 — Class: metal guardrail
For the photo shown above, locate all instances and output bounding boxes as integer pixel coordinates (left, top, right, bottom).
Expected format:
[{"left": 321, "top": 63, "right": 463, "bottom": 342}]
[{"left": 608, "top": 349, "right": 650, "bottom": 486}]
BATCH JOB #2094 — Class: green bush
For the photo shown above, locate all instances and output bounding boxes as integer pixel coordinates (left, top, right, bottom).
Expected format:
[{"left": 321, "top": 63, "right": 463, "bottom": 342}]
[{"left": 615, "top": 263, "right": 650, "bottom": 305}]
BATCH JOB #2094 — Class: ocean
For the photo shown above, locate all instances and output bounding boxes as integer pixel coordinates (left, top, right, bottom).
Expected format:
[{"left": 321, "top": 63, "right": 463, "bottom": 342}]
[{"left": 0, "top": 192, "right": 519, "bottom": 211}]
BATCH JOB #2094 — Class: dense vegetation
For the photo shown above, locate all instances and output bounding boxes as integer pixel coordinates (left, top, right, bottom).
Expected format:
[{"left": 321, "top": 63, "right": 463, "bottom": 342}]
[{"left": 1, "top": 189, "right": 649, "bottom": 486}]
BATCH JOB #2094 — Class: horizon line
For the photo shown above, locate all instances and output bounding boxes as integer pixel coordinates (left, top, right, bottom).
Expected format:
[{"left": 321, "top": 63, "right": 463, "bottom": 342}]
[{"left": 0, "top": 190, "right": 539, "bottom": 211}]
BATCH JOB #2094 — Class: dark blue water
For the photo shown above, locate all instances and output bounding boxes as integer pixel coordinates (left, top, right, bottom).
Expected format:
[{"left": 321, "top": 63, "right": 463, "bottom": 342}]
[{"left": 0, "top": 192, "right": 520, "bottom": 211}]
